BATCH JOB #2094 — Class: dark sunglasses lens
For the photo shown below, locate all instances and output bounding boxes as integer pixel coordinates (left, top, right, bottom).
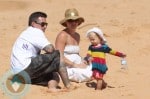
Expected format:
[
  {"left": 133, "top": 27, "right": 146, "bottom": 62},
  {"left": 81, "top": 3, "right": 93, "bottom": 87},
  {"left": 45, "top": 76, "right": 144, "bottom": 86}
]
[
  {"left": 68, "top": 20, "right": 73, "bottom": 22},
  {"left": 35, "top": 21, "right": 48, "bottom": 27},
  {"left": 41, "top": 22, "right": 48, "bottom": 27},
  {"left": 68, "top": 19, "right": 79, "bottom": 22}
]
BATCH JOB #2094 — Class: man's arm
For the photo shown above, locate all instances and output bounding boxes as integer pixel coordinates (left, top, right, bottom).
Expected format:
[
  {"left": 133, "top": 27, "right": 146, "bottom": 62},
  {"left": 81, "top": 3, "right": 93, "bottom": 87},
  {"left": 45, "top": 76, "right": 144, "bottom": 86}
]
[{"left": 43, "top": 44, "right": 55, "bottom": 53}]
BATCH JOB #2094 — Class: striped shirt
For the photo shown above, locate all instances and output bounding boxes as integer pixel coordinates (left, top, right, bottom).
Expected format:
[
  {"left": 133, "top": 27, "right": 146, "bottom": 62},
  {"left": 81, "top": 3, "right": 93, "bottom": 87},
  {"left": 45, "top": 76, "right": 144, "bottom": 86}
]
[{"left": 86, "top": 44, "right": 124, "bottom": 74}]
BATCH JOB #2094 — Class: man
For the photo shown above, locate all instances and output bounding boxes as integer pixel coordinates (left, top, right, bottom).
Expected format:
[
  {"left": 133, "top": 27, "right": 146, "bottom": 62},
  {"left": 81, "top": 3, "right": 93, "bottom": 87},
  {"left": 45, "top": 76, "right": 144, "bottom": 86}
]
[{"left": 10, "top": 11, "right": 74, "bottom": 92}]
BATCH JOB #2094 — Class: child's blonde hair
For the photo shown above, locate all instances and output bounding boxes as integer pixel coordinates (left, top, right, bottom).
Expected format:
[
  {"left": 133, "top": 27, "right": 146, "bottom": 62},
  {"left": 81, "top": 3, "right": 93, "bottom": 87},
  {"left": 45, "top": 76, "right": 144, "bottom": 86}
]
[{"left": 86, "top": 27, "right": 107, "bottom": 44}]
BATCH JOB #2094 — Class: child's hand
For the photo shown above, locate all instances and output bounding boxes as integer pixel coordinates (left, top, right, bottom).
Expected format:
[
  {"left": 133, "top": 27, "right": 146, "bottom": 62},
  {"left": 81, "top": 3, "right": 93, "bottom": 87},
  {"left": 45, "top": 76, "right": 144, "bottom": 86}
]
[
  {"left": 122, "top": 54, "right": 126, "bottom": 58},
  {"left": 83, "top": 59, "right": 89, "bottom": 65},
  {"left": 88, "top": 57, "right": 93, "bottom": 62},
  {"left": 83, "top": 56, "right": 93, "bottom": 65}
]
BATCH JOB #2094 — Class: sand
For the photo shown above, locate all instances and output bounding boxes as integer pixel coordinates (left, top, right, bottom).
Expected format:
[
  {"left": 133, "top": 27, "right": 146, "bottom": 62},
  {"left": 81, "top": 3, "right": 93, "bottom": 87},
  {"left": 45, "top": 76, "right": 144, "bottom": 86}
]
[{"left": 0, "top": 0, "right": 150, "bottom": 99}]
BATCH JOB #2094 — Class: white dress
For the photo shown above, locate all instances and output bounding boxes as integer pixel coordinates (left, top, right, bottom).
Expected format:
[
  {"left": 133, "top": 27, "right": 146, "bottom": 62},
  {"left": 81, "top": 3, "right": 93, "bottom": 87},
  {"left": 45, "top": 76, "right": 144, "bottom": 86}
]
[{"left": 64, "top": 45, "right": 92, "bottom": 82}]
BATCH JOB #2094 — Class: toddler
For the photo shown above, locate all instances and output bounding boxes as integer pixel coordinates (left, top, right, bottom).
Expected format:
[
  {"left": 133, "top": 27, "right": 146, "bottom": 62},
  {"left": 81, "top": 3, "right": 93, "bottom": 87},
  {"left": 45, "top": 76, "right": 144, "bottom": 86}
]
[{"left": 84, "top": 27, "right": 126, "bottom": 90}]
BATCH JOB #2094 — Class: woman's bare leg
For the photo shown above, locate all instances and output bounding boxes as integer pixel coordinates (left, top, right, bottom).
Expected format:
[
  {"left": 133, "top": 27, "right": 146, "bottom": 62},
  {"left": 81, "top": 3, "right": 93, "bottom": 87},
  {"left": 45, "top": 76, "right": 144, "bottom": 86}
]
[{"left": 58, "top": 61, "right": 77, "bottom": 90}]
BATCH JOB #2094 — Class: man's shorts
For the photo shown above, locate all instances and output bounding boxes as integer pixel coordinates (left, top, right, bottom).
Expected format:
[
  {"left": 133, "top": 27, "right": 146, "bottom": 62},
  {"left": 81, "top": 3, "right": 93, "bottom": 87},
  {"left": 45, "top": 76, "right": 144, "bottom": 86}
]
[{"left": 20, "top": 50, "right": 60, "bottom": 86}]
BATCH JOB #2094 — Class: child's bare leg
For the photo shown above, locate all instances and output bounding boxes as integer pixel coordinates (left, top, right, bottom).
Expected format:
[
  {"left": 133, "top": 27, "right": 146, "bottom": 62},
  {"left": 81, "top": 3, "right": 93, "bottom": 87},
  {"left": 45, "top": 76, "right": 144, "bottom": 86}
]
[{"left": 96, "top": 79, "right": 103, "bottom": 90}]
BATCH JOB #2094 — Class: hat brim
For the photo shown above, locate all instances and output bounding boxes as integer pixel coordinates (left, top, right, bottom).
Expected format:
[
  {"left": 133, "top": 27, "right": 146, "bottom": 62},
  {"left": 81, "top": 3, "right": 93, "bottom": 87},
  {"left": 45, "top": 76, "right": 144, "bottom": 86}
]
[{"left": 60, "top": 16, "right": 84, "bottom": 27}]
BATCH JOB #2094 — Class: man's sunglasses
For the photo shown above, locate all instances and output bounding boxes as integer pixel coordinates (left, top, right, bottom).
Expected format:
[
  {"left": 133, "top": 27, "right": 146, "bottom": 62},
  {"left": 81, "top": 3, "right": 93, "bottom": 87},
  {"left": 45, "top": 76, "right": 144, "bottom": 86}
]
[{"left": 34, "top": 21, "right": 48, "bottom": 27}]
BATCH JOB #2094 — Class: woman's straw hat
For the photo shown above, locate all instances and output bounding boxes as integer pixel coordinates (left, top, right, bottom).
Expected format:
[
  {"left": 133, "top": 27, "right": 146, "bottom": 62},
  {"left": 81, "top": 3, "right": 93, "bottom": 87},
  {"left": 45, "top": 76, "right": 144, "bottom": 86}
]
[{"left": 60, "top": 8, "right": 84, "bottom": 27}]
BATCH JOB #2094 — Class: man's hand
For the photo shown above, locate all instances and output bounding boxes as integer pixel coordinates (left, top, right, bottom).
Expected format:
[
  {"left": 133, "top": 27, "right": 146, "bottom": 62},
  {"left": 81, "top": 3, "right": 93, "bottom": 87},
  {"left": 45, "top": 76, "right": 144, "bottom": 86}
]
[{"left": 43, "top": 44, "right": 55, "bottom": 53}]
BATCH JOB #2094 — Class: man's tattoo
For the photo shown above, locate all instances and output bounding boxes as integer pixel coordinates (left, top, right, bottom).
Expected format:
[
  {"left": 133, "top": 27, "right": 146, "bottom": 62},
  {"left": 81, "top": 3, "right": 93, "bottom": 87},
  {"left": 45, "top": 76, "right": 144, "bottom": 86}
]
[{"left": 43, "top": 44, "right": 55, "bottom": 53}]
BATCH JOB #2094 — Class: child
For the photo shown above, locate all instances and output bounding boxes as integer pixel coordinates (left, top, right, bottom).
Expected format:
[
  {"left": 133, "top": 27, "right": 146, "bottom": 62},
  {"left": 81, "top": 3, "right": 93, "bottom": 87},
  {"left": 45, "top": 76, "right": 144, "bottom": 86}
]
[{"left": 84, "top": 27, "right": 126, "bottom": 90}]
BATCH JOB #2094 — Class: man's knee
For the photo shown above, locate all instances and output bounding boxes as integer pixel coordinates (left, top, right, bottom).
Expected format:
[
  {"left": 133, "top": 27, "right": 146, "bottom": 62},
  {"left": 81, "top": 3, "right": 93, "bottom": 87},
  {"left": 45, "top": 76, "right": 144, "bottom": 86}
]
[{"left": 51, "top": 50, "right": 60, "bottom": 58}]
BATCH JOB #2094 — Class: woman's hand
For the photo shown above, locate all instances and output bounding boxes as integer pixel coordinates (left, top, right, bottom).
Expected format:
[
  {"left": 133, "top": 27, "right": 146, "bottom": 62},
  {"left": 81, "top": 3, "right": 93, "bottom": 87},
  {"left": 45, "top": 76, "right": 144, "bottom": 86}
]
[{"left": 72, "top": 62, "right": 87, "bottom": 68}]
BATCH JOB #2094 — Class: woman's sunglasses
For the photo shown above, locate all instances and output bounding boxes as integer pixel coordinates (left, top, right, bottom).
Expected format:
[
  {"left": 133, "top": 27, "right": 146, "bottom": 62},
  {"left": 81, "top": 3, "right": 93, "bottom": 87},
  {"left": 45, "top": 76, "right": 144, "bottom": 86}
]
[
  {"left": 67, "top": 19, "right": 79, "bottom": 23},
  {"left": 34, "top": 21, "right": 48, "bottom": 27}
]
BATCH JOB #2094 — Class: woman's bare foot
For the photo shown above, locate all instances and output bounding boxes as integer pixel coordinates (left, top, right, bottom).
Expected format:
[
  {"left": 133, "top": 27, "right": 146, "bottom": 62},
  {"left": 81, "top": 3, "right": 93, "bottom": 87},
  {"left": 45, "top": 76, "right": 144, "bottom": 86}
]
[{"left": 65, "top": 83, "right": 79, "bottom": 91}]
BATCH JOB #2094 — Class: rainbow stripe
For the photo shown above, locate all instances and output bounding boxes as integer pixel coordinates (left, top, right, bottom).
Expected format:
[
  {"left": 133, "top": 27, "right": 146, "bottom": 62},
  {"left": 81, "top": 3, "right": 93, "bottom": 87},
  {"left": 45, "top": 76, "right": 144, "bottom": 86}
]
[{"left": 86, "top": 44, "right": 124, "bottom": 74}]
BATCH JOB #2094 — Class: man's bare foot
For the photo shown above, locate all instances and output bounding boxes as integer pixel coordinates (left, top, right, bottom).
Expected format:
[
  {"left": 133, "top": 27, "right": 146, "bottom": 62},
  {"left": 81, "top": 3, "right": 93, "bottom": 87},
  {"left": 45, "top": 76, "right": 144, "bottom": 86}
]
[{"left": 47, "top": 88, "right": 68, "bottom": 93}]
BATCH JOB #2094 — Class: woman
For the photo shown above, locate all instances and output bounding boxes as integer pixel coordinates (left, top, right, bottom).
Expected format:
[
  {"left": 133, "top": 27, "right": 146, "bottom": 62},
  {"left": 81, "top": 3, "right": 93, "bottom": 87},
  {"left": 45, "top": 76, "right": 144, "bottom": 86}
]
[{"left": 55, "top": 8, "right": 92, "bottom": 83}]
